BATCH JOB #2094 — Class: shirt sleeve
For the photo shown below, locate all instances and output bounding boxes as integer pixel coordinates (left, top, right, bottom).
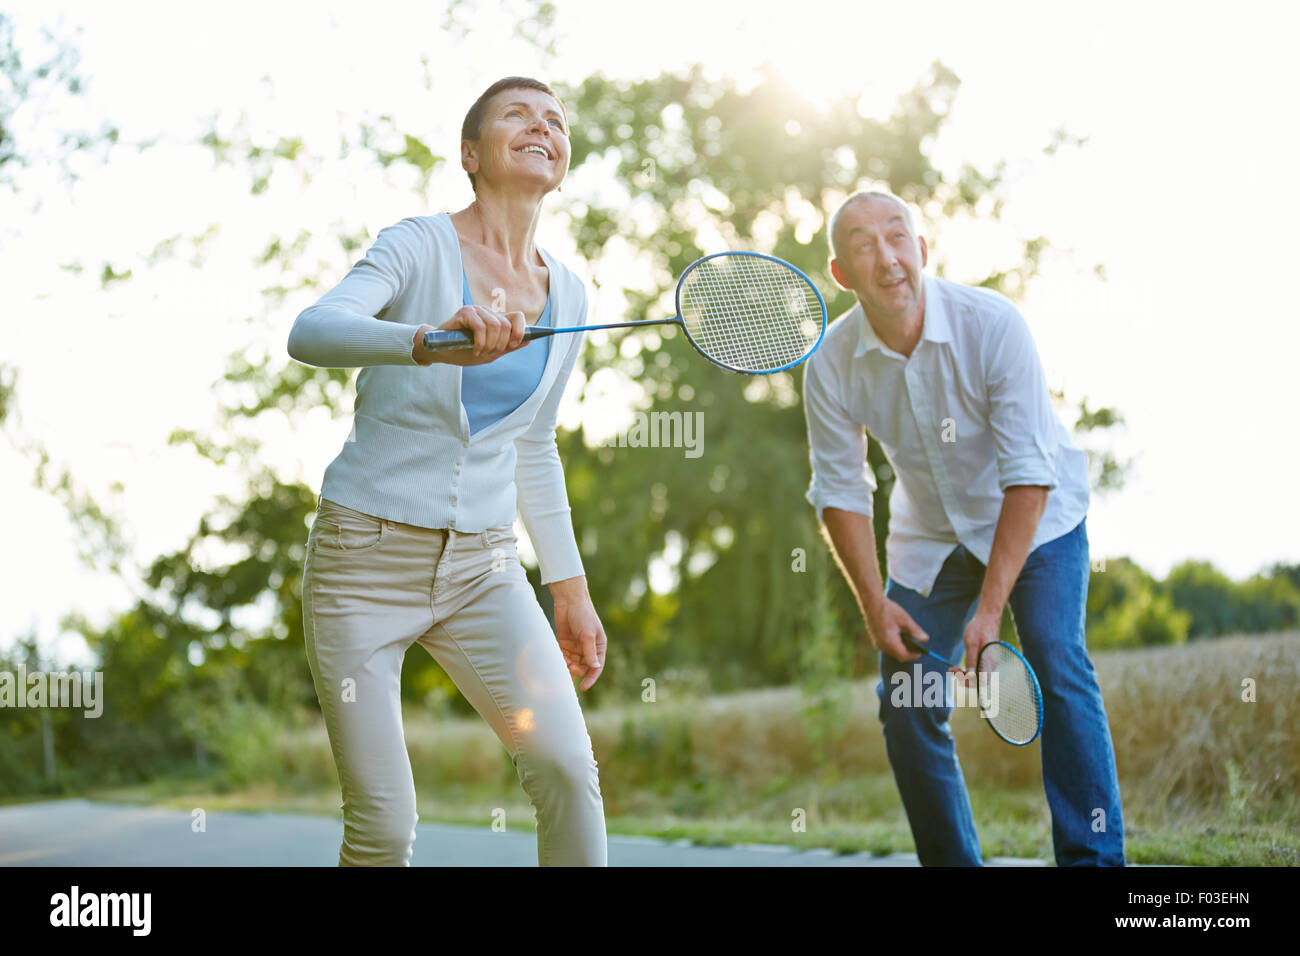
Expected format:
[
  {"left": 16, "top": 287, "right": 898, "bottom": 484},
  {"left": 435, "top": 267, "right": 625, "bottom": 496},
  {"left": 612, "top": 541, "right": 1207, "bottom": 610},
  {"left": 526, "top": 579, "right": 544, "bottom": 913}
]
[
  {"left": 803, "top": 353, "right": 877, "bottom": 521},
  {"left": 983, "top": 305, "right": 1061, "bottom": 491},
  {"left": 514, "top": 287, "right": 587, "bottom": 585},
  {"left": 285, "top": 218, "right": 428, "bottom": 368}
]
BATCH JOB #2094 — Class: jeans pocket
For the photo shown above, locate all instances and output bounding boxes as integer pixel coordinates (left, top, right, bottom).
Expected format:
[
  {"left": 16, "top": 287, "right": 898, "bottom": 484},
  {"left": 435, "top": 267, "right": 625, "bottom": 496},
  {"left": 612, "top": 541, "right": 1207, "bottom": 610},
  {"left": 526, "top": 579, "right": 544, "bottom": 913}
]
[{"left": 312, "top": 499, "right": 385, "bottom": 553}]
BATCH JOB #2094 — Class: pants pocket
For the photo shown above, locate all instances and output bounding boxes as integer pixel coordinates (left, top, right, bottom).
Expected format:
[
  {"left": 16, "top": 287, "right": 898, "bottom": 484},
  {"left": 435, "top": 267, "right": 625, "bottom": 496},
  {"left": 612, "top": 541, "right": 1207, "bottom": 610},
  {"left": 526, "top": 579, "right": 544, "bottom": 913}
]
[
  {"left": 312, "top": 498, "right": 386, "bottom": 553},
  {"left": 482, "top": 524, "right": 517, "bottom": 548}
]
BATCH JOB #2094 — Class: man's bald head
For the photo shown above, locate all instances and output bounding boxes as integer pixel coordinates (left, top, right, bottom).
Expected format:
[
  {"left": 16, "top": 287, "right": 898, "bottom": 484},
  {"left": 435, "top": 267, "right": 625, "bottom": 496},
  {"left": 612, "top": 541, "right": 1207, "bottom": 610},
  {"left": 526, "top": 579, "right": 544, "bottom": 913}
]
[
  {"left": 829, "top": 191, "right": 916, "bottom": 261},
  {"left": 826, "top": 189, "right": 928, "bottom": 324}
]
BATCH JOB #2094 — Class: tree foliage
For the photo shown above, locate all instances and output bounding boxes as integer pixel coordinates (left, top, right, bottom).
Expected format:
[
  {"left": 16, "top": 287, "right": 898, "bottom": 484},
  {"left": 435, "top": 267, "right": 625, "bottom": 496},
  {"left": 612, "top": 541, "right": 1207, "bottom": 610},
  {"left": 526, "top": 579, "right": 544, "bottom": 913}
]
[
  {"left": 0, "top": 12, "right": 119, "bottom": 190},
  {"left": 1086, "top": 558, "right": 1190, "bottom": 649}
]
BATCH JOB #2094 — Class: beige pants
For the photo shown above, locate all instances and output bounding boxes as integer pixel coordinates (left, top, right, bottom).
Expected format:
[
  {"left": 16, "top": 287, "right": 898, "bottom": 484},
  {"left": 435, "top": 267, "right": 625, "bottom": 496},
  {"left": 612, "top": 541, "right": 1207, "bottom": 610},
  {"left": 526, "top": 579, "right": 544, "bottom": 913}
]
[{"left": 301, "top": 497, "right": 607, "bottom": 866}]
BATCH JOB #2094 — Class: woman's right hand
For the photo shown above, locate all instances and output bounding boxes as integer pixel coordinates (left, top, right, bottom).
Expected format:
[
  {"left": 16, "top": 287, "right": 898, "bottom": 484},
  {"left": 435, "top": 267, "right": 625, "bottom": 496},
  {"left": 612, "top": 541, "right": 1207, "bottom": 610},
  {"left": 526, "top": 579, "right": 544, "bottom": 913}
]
[{"left": 412, "top": 306, "right": 528, "bottom": 366}]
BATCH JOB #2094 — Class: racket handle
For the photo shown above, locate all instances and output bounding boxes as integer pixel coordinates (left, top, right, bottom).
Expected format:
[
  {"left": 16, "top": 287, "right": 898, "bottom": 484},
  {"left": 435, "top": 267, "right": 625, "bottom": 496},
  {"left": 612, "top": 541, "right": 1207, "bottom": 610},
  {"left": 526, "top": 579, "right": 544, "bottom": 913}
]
[
  {"left": 902, "top": 634, "right": 952, "bottom": 666},
  {"left": 422, "top": 325, "right": 556, "bottom": 352}
]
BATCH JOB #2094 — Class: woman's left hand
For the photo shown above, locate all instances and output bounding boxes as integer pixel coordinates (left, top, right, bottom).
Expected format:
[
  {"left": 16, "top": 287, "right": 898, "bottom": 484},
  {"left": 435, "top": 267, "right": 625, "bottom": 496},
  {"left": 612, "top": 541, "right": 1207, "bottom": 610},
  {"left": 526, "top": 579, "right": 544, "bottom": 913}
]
[{"left": 550, "top": 578, "right": 606, "bottom": 691}]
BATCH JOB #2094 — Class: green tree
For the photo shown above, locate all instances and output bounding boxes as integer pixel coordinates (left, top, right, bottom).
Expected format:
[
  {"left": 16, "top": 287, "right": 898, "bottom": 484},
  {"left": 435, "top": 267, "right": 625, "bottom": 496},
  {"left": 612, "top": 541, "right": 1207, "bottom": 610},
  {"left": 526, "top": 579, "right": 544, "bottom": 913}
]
[
  {"left": 1086, "top": 557, "right": 1188, "bottom": 649},
  {"left": 1088, "top": 586, "right": 1190, "bottom": 650},
  {"left": 1232, "top": 572, "right": 1300, "bottom": 634},
  {"left": 1, "top": 14, "right": 133, "bottom": 572},
  {"left": 0, "top": 11, "right": 120, "bottom": 190},
  {"left": 1164, "top": 560, "right": 1240, "bottom": 638}
]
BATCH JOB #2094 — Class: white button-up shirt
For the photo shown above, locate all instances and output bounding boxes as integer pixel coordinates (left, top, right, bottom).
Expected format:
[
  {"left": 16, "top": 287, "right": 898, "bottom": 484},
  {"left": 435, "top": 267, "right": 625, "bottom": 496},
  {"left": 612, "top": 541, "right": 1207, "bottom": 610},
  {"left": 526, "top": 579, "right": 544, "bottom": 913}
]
[{"left": 802, "top": 275, "right": 1089, "bottom": 597}]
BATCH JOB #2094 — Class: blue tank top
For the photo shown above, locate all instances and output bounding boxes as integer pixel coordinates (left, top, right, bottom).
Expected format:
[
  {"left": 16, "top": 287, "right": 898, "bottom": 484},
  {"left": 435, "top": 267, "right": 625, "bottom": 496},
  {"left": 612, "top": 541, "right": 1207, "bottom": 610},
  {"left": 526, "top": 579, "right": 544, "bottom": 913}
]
[{"left": 459, "top": 266, "right": 553, "bottom": 435}]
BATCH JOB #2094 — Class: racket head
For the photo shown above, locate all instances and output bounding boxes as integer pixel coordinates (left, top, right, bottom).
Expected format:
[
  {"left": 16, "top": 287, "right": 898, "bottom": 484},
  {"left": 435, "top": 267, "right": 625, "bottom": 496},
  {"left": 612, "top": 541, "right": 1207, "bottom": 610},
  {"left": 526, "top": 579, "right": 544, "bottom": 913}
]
[
  {"left": 975, "top": 640, "right": 1044, "bottom": 746},
  {"left": 674, "top": 251, "right": 827, "bottom": 374}
]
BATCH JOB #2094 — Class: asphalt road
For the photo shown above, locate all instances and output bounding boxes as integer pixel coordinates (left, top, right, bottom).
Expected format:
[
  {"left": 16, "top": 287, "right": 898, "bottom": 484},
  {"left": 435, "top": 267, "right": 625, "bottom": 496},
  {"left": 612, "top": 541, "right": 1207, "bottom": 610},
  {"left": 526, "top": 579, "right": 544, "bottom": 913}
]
[{"left": 0, "top": 799, "right": 1048, "bottom": 866}]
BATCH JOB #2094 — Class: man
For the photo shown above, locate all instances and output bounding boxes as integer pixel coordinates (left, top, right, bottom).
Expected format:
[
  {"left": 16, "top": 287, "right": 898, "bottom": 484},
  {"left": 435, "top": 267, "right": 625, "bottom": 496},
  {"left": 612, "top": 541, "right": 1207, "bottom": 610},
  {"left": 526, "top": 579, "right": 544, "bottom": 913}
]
[{"left": 802, "top": 191, "right": 1125, "bottom": 866}]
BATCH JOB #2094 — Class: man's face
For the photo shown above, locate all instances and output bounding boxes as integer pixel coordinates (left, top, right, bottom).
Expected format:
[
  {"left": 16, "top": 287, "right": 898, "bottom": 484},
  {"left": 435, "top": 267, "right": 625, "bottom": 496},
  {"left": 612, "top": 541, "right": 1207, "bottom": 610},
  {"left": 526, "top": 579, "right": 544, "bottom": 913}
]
[{"left": 830, "top": 197, "right": 928, "bottom": 321}]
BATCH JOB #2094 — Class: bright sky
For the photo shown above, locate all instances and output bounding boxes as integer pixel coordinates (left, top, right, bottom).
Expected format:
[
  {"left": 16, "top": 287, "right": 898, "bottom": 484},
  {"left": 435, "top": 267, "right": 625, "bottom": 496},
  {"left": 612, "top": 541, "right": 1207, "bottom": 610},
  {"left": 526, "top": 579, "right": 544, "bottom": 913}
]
[{"left": 3, "top": 0, "right": 1298, "bottom": 665}]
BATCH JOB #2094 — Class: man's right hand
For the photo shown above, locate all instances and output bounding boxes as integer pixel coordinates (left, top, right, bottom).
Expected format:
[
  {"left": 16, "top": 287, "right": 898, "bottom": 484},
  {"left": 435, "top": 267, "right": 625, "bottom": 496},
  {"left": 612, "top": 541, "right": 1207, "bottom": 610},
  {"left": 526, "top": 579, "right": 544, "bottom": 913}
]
[
  {"left": 864, "top": 596, "right": 930, "bottom": 663},
  {"left": 412, "top": 305, "right": 528, "bottom": 366},
  {"left": 818, "top": 508, "right": 929, "bottom": 664}
]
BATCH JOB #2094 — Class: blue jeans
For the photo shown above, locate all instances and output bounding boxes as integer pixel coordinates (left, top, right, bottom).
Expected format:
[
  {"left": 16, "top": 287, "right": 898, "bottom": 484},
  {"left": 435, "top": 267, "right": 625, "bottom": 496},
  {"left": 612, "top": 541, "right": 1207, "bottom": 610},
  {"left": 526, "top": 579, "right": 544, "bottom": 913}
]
[{"left": 875, "top": 519, "right": 1126, "bottom": 866}]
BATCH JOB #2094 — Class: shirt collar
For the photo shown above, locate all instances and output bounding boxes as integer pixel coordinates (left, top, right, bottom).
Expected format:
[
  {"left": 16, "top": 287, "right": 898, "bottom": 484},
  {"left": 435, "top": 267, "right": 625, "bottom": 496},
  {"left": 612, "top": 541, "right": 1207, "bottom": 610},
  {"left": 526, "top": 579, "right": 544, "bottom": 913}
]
[{"left": 852, "top": 275, "right": 951, "bottom": 358}]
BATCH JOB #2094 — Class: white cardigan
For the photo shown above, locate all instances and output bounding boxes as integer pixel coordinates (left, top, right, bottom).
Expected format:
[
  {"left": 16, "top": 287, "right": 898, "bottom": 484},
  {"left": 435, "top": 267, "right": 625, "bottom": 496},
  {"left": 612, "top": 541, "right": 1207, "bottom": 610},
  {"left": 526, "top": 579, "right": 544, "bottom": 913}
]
[{"left": 286, "top": 212, "right": 587, "bottom": 584}]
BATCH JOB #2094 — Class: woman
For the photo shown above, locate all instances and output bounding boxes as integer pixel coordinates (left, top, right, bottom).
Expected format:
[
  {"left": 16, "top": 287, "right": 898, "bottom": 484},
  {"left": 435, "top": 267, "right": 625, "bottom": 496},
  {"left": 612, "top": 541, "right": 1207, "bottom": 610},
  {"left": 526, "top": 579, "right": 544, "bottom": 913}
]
[{"left": 286, "top": 76, "right": 608, "bottom": 867}]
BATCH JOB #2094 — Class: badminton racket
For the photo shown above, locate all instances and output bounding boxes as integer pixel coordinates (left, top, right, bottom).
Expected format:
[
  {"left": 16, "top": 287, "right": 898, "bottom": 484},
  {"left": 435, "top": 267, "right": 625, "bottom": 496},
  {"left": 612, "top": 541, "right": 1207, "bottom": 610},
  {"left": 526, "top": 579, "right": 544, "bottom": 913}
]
[
  {"left": 421, "top": 251, "right": 827, "bottom": 374},
  {"left": 902, "top": 635, "right": 1044, "bottom": 746}
]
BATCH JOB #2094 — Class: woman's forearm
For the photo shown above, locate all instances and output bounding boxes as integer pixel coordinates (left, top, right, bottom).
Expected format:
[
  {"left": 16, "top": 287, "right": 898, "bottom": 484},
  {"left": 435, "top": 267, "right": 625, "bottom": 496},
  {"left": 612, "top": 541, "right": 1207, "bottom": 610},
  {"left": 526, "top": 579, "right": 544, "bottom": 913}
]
[
  {"left": 548, "top": 575, "right": 590, "bottom": 605},
  {"left": 287, "top": 302, "right": 423, "bottom": 368}
]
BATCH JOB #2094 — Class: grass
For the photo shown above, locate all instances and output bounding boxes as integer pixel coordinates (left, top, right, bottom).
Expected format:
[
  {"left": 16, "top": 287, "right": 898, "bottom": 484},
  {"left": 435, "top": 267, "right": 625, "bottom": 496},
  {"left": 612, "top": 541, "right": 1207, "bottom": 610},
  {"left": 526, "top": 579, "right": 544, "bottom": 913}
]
[{"left": 25, "top": 631, "right": 1300, "bottom": 866}]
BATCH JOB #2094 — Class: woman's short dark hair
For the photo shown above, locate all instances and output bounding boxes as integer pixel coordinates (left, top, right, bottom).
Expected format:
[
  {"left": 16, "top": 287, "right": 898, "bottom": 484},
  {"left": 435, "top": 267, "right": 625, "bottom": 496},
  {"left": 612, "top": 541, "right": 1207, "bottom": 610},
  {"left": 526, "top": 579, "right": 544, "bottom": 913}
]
[{"left": 461, "top": 76, "right": 567, "bottom": 193}]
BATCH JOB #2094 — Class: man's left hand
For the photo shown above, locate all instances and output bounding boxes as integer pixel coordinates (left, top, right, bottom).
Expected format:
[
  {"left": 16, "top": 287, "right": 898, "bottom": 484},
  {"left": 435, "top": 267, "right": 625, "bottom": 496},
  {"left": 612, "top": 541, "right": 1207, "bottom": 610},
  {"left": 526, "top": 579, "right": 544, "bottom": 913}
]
[{"left": 957, "top": 609, "right": 1002, "bottom": 682}]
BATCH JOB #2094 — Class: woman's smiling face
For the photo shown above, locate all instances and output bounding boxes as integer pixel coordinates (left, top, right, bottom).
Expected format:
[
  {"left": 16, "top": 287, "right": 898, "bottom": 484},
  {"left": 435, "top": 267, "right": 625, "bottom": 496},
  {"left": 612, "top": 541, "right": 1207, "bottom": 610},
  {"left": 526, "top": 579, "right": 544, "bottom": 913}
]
[{"left": 463, "top": 87, "right": 570, "bottom": 195}]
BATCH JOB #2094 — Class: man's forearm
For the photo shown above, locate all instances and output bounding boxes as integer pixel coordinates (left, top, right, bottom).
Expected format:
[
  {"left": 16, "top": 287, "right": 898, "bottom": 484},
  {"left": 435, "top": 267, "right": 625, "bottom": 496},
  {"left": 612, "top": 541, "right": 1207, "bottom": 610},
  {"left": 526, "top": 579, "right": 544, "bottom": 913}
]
[
  {"left": 977, "top": 485, "right": 1050, "bottom": 617},
  {"left": 820, "top": 507, "right": 886, "bottom": 617}
]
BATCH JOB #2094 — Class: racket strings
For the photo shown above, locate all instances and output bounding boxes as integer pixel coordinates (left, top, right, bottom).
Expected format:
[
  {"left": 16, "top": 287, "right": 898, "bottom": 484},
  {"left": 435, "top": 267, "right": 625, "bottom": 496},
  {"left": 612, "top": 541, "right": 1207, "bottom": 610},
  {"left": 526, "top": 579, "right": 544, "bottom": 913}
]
[
  {"left": 978, "top": 644, "right": 1042, "bottom": 745},
  {"left": 678, "top": 255, "right": 823, "bottom": 372}
]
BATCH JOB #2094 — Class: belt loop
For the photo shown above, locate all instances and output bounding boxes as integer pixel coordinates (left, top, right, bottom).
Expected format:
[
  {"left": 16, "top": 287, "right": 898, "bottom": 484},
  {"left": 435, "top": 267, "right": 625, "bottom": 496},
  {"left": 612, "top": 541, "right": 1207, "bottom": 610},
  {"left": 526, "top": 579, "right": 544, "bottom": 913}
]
[{"left": 436, "top": 528, "right": 455, "bottom": 597}]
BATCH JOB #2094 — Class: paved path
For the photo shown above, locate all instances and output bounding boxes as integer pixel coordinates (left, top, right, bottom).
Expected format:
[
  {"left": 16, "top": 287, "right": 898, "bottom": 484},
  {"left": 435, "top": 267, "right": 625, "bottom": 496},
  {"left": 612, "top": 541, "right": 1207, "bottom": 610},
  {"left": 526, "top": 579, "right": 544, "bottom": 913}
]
[{"left": 0, "top": 799, "right": 1046, "bottom": 866}]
